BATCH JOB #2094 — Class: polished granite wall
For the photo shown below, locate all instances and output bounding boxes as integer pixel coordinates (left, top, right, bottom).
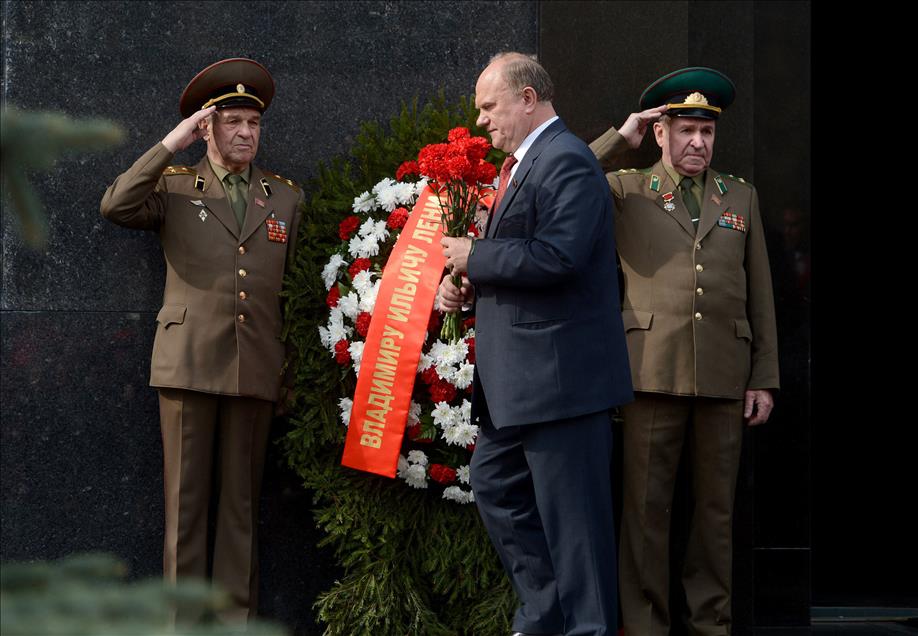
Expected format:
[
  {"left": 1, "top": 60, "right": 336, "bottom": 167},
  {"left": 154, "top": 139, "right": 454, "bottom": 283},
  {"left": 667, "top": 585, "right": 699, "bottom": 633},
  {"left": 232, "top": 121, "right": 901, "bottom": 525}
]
[{"left": 1, "top": 2, "right": 538, "bottom": 633}]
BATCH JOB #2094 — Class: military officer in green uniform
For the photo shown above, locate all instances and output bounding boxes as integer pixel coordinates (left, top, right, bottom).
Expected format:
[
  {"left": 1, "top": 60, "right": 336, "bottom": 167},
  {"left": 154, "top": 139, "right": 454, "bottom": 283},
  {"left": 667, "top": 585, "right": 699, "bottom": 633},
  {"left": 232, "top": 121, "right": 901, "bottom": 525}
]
[
  {"left": 589, "top": 67, "right": 779, "bottom": 635},
  {"left": 100, "top": 58, "right": 302, "bottom": 623}
]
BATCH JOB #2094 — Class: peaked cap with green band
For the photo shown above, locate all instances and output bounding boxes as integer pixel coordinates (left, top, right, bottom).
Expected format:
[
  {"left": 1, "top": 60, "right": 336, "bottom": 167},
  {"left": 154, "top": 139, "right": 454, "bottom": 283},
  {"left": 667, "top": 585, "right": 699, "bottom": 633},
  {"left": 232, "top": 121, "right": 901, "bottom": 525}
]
[
  {"left": 179, "top": 58, "right": 275, "bottom": 118},
  {"left": 639, "top": 66, "right": 736, "bottom": 120}
]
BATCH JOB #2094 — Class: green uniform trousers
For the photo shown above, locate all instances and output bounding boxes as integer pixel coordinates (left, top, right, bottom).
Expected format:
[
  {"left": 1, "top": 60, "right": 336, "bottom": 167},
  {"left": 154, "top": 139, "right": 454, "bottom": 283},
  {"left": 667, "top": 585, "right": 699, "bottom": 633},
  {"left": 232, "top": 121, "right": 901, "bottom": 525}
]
[{"left": 619, "top": 392, "right": 744, "bottom": 636}]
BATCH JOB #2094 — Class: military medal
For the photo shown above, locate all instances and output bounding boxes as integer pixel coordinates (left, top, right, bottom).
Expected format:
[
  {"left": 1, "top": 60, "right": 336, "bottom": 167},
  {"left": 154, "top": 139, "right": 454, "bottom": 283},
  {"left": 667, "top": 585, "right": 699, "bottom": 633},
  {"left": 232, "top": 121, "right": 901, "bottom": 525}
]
[
  {"left": 265, "top": 216, "right": 288, "bottom": 243},
  {"left": 190, "top": 200, "right": 208, "bottom": 221},
  {"left": 255, "top": 198, "right": 266, "bottom": 208},
  {"left": 662, "top": 191, "right": 676, "bottom": 212},
  {"left": 199, "top": 210, "right": 207, "bottom": 222},
  {"left": 717, "top": 209, "right": 746, "bottom": 232}
]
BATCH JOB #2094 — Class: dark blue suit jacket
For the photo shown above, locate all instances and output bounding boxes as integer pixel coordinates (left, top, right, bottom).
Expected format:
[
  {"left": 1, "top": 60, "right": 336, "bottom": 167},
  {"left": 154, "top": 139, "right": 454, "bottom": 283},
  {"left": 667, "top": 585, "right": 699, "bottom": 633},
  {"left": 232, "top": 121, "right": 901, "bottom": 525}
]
[{"left": 467, "top": 118, "right": 633, "bottom": 429}]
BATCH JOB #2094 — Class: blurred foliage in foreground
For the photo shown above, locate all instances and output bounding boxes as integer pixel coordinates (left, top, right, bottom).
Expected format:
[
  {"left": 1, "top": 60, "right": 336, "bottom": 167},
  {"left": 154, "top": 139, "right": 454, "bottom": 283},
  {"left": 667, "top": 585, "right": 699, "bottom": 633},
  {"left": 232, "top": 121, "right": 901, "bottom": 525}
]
[
  {"left": 0, "top": 552, "right": 288, "bottom": 635},
  {"left": 1, "top": 107, "right": 125, "bottom": 250}
]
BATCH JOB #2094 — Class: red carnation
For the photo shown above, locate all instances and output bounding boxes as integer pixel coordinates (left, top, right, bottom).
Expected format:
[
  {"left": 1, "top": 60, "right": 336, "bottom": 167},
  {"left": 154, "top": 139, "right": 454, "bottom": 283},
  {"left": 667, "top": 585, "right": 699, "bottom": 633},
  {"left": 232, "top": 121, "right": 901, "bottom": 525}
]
[
  {"left": 334, "top": 340, "right": 351, "bottom": 365},
  {"left": 326, "top": 287, "right": 341, "bottom": 308},
  {"left": 348, "top": 258, "right": 372, "bottom": 279},
  {"left": 465, "top": 336, "right": 476, "bottom": 364},
  {"left": 387, "top": 207, "right": 409, "bottom": 229},
  {"left": 339, "top": 215, "right": 361, "bottom": 241},
  {"left": 448, "top": 127, "right": 471, "bottom": 143},
  {"left": 406, "top": 423, "right": 434, "bottom": 444},
  {"left": 429, "top": 463, "right": 458, "bottom": 485},
  {"left": 421, "top": 366, "right": 440, "bottom": 385},
  {"left": 476, "top": 160, "right": 498, "bottom": 184},
  {"left": 466, "top": 441, "right": 476, "bottom": 452},
  {"left": 463, "top": 317, "right": 476, "bottom": 329},
  {"left": 396, "top": 160, "right": 420, "bottom": 181},
  {"left": 467, "top": 222, "right": 479, "bottom": 237},
  {"left": 355, "top": 312, "right": 372, "bottom": 337},
  {"left": 430, "top": 379, "right": 457, "bottom": 403}
]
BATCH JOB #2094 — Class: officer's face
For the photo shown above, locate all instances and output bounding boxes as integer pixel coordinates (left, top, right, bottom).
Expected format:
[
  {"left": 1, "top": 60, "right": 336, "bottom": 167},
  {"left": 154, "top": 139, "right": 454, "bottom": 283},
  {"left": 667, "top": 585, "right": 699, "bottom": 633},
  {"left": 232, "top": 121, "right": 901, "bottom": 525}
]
[
  {"left": 654, "top": 116, "right": 715, "bottom": 177},
  {"left": 206, "top": 107, "right": 261, "bottom": 171},
  {"left": 475, "top": 62, "right": 533, "bottom": 153}
]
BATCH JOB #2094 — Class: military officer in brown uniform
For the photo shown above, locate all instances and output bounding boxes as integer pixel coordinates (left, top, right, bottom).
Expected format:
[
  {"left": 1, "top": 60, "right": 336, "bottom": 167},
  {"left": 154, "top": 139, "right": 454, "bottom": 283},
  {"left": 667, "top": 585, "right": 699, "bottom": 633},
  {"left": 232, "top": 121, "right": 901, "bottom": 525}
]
[
  {"left": 100, "top": 58, "right": 302, "bottom": 622},
  {"left": 589, "top": 67, "right": 779, "bottom": 635}
]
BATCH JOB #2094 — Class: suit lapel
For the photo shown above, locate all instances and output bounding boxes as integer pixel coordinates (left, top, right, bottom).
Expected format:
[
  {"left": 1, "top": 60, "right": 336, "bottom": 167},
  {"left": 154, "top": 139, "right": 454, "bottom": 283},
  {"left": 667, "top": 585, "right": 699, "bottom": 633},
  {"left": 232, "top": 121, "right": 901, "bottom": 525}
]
[
  {"left": 652, "top": 161, "right": 696, "bottom": 238},
  {"left": 487, "top": 119, "right": 566, "bottom": 239},
  {"left": 239, "top": 165, "right": 273, "bottom": 244},
  {"left": 194, "top": 158, "right": 240, "bottom": 239},
  {"left": 696, "top": 169, "right": 730, "bottom": 241}
]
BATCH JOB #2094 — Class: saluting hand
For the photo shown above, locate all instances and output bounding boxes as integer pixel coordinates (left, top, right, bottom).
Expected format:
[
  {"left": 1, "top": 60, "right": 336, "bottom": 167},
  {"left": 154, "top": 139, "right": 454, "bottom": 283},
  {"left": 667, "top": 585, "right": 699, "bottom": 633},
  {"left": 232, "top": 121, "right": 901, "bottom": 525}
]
[
  {"left": 161, "top": 105, "right": 217, "bottom": 153},
  {"left": 618, "top": 104, "right": 669, "bottom": 149}
]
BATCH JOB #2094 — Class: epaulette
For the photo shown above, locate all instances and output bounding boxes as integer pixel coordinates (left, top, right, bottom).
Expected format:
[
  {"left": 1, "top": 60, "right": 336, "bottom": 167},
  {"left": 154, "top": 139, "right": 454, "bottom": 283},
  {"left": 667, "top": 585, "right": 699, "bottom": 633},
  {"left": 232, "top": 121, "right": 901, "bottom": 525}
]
[
  {"left": 614, "top": 168, "right": 641, "bottom": 175},
  {"left": 263, "top": 171, "right": 301, "bottom": 193},
  {"left": 163, "top": 165, "right": 195, "bottom": 177},
  {"left": 723, "top": 173, "right": 752, "bottom": 186}
]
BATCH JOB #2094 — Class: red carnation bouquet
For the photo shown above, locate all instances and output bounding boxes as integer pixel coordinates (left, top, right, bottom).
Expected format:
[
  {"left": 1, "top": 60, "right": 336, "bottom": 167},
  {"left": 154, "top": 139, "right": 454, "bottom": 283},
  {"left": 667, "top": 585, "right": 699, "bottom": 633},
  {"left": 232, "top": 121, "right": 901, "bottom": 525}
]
[{"left": 415, "top": 127, "right": 497, "bottom": 342}]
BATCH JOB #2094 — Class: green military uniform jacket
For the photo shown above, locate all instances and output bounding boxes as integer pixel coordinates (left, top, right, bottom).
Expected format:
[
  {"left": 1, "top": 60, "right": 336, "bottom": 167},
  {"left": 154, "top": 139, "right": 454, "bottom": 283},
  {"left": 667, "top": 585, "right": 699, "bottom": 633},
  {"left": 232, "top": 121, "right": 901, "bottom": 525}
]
[
  {"left": 100, "top": 143, "right": 303, "bottom": 402},
  {"left": 590, "top": 128, "right": 779, "bottom": 399}
]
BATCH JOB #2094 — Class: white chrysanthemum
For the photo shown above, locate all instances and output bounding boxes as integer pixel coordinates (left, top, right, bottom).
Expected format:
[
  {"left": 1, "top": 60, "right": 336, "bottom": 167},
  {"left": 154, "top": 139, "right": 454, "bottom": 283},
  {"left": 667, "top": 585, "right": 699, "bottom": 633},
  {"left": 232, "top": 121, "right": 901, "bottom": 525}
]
[
  {"left": 407, "top": 450, "right": 428, "bottom": 466},
  {"left": 372, "top": 177, "right": 396, "bottom": 195},
  {"left": 401, "top": 464, "right": 428, "bottom": 489},
  {"left": 353, "top": 191, "right": 375, "bottom": 213},
  {"left": 394, "top": 181, "right": 417, "bottom": 205},
  {"left": 442, "top": 486, "right": 475, "bottom": 504},
  {"left": 322, "top": 254, "right": 346, "bottom": 290},
  {"left": 359, "top": 235, "right": 380, "bottom": 258},
  {"left": 459, "top": 399, "right": 472, "bottom": 425},
  {"left": 407, "top": 401, "right": 422, "bottom": 427},
  {"left": 347, "top": 235, "right": 364, "bottom": 258},
  {"left": 417, "top": 353, "right": 433, "bottom": 373},
  {"left": 358, "top": 280, "right": 380, "bottom": 313},
  {"left": 431, "top": 340, "right": 468, "bottom": 367},
  {"left": 348, "top": 341, "right": 364, "bottom": 375},
  {"left": 463, "top": 327, "right": 475, "bottom": 339},
  {"left": 337, "top": 292, "right": 360, "bottom": 320},
  {"left": 428, "top": 341, "right": 449, "bottom": 363},
  {"left": 318, "top": 326, "right": 333, "bottom": 350},
  {"left": 457, "top": 465, "right": 470, "bottom": 485},
  {"left": 453, "top": 363, "right": 474, "bottom": 390},
  {"left": 351, "top": 269, "right": 374, "bottom": 296},
  {"left": 358, "top": 217, "right": 378, "bottom": 238},
  {"left": 326, "top": 314, "right": 351, "bottom": 345},
  {"left": 339, "top": 397, "right": 353, "bottom": 427},
  {"left": 414, "top": 177, "right": 430, "bottom": 197},
  {"left": 443, "top": 423, "right": 479, "bottom": 447},
  {"left": 370, "top": 219, "right": 389, "bottom": 242},
  {"left": 431, "top": 402, "right": 453, "bottom": 428},
  {"left": 435, "top": 361, "right": 456, "bottom": 382}
]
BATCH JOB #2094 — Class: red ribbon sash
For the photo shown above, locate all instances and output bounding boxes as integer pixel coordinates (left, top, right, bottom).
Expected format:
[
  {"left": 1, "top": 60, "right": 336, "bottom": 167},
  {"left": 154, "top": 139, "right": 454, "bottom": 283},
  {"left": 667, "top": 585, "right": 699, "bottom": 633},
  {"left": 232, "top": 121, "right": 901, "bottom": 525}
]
[{"left": 341, "top": 186, "right": 447, "bottom": 477}]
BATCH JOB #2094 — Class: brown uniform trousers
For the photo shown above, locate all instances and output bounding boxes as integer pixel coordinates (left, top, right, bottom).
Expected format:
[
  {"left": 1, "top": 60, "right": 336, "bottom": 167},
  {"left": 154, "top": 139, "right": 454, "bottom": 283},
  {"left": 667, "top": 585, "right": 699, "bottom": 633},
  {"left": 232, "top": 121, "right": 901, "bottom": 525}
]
[
  {"left": 101, "top": 143, "right": 303, "bottom": 621},
  {"left": 590, "top": 129, "right": 779, "bottom": 635}
]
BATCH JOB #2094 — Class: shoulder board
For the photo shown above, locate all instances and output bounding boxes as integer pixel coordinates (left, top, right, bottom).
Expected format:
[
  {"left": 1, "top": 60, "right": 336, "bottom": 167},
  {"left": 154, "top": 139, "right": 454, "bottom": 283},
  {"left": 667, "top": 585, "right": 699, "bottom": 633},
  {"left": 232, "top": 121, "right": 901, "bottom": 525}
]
[
  {"left": 263, "top": 171, "right": 301, "bottom": 193},
  {"left": 722, "top": 173, "right": 752, "bottom": 187},
  {"left": 163, "top": 165, "right": 195, "bottom": 177},
  {"left": 613, "top": 168, "right": 645, "bottom": 176}
]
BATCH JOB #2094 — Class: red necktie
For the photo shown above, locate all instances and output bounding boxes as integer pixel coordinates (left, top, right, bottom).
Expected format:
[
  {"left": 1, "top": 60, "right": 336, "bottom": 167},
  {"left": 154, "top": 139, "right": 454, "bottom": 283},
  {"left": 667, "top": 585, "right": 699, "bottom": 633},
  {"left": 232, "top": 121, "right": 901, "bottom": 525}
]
[{"left": 491, "top": 154, "right": 518, "bottom": 214}]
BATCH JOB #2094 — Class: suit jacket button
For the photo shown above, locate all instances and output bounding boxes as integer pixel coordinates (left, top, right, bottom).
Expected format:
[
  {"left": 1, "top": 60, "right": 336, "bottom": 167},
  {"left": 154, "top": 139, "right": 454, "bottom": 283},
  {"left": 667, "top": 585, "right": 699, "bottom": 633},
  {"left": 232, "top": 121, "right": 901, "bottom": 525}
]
[
  {"left": 694, "top": 312, "right": 703, "bottom": 321},
  {"left": 695, "top": 242, "right": 702, "bottom": 250},
  {"left": 696, "top": 287, "right": 704, "bottom": 296},
  {"left": 695, "top": 264, "right": 704, "bottom": 272},
  {"left": 239, "top": 291, "right": 247, "bottom": 300},
  {"left": 239, "top": 268, "right": 247, "bottom": 277},
  {"left": 238, "top": 246, "right": 246, "bottom": 255},
  {"left": 238, "top": 314, "right": 246, "bottom": 323}
]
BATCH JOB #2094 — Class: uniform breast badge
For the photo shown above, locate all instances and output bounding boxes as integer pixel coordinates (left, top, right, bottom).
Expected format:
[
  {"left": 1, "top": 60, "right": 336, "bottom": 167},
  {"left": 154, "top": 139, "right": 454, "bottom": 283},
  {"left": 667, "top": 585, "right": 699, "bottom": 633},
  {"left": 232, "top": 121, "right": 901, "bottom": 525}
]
[
  {"left": 717, "top": 209, "right": 746, "bottom": 232},
  {"left": 265, "top": 214, "right": 288, "bottom": 243},
  {"left": 661, "top": 191, "right": 676, "bottom": 212},
  {"left": 190, "top": 200, "right": 208, "bottom": 222}
]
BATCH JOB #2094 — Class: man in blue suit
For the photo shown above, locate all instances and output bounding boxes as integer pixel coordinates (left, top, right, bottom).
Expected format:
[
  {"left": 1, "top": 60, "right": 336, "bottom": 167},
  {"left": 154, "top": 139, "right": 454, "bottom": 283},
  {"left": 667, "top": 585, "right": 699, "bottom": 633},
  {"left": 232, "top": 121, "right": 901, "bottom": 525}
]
[{"left": 439, "top": 52, "right": 633, "bottom": 636}]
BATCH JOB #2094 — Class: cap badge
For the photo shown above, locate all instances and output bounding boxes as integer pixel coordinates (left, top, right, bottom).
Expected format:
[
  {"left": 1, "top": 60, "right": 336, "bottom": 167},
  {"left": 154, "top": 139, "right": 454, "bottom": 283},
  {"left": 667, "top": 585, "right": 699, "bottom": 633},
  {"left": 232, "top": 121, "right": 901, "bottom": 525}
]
[
  {"left": 237, "top": 83, "right": 245, "bottom": 93},
  {"left": 684, "top": 91, "right": 709, "bottom": 105}
]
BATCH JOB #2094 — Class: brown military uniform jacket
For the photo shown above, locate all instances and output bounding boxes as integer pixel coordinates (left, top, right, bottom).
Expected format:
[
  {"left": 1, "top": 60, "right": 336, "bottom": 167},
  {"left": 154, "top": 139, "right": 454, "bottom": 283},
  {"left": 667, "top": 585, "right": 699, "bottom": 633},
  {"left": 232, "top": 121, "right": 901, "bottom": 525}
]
[
  {"left": 590, "top": 128, "right": 779, "bottom": 399},
  {"left": 101, "top": 143, "right": 303, "bottom": 402}
]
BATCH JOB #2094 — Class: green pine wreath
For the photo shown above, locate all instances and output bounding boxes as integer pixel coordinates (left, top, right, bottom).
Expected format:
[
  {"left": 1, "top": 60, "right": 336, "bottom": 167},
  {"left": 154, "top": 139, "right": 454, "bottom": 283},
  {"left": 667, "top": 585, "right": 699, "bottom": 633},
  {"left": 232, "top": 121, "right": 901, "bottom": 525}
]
[{"left": 280, "top": 93, "right": 515, "bottom": 636}]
